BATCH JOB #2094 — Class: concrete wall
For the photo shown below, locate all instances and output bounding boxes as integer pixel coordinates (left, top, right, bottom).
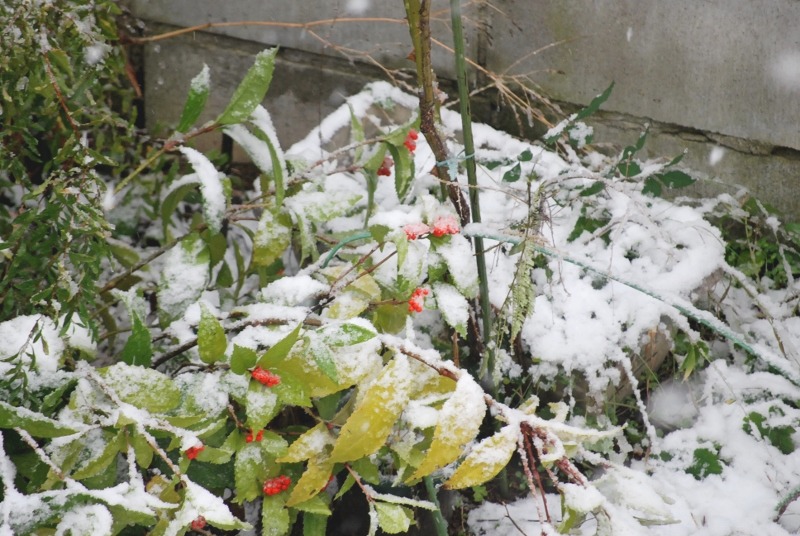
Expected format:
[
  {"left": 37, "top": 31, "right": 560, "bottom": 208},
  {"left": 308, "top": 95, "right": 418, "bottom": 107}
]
[{"left": 125, "top": 0, "right": 800, "bottom": 216}]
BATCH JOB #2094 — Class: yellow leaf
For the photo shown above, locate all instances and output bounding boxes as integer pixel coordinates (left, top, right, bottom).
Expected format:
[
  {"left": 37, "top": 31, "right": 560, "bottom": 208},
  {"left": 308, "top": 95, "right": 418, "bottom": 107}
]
[
  {"left": 277, "top": 423, "right": 334, "bottom": 463},
  {"left": 329, "top": 356, "right": 413, "bottom": 463},
  {"left": 285, "top": 456, "right": 334, "bottom": 507},
  {"left": 444, "top": 425, "right": 518, "bottom": 490},
  {"left": 409, "top": 374, "right": 486, "bottom": 481}
]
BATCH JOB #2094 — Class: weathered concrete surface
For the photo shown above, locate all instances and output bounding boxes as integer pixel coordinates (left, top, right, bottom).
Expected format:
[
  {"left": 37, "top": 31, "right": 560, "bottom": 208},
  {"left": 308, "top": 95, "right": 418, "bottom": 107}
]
[{"left": 489, "top": 0, "right": 800, "bottom": 151}]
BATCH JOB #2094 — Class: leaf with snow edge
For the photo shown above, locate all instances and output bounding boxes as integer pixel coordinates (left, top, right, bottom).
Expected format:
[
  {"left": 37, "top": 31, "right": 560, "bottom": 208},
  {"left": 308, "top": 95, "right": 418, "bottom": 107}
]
[
  {"left": 99, "top": 363, "right": 181, "bottom": 413},
  {"left": 594, "top": 465, "right": 677, "bottom": 526},
  {"left": 273, "top": 368, "right": 311, "bottom": 407},
  {"left": 217, "top": 48, "right": 277, "bottom": 126},
  {"left": 177, "top": 146, "right": 228, "bottom": 234},
  {"left": 322, "top": 320, "right": 377, "bottom": 347},
  {"left": 131, "top": 428, "right": 154, "bottom": 468},
  {"left": 370, "top": 490, "right": 438, "bottom": 510},
  {"left": 444, "top": 424, "right": 517, "bottom": 489},
  {"left": 176, "top": 64, "right": 210, "bottom": 133},
  {"left": 250, "top": 106, "right": 287, "bottom": 204},
  {"left": 197, "top": 304, "right": 227, "bottom": 364},
  {"left": 160, "top": 182, "right": 196, "bottom": 239},
  {"left": 262, "top": 494, "right": 291, "bottom": 536},
  {"left": 253, "top": 204, "right": 292, "bottom": 266},
  {"left": 230, "top": 344, "right": 258, "bottom": 374},
  {"left": 385, "top": 142, "right": 414, "bottom": 202},
  {"left": 54, "top": 504, "right": 113, "bottom": 536},
  {"left": 164, "top": 480, "right": 250, "bottom": 536},
  {"left": 375, "top": 503, "right": 413, "bottom": 534},
  {"left": 329, "top": 355, "right": 413, "bottom": 463},
  {"left": 432, "top": 282, "right": 468, "bottom": 338},
  {"left": 286, "top": 456, "right": 334, "bottom": 507},
  {"left": 257, "top": 323, "right": 302, "bottom": 368},
  {"left": 277, "top": 422, "right": 335, "bottom": 463},
  {"left": 245, "top": 380, "right": 279, "bottom": 431},
  {"left": 409, "top": 374, "right": 485, "bottom": 480},
  {"left": 234, "top": 442, "right": 271, "bottom": 503},
  {"left": 309, "top": 338, "right": 338, "bottom": 383},
  {"left": 0, "top": 400, "right": 78, "bottom": 437},
  {"left": 158, "top": 233, "right": 209, "bottom": 323},
  {"left": 120, "top": 313, "right": 152, "bottom": 367},
  {"left": 71, "top": 430, "right": 125, "bottom": 480}
]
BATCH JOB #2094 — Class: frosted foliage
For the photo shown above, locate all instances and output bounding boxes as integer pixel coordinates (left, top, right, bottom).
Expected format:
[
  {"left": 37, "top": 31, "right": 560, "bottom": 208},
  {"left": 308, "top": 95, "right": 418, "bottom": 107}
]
[
  {"left": 158, "top": 239, "right": 208, "bottom": 320},
  {"left": 439, "top": 374, "right": 485, "bottom": 437},
  {"left": 178, "top": 146, "right": 225, "bottom": 233},
  {"left": 54, "top": 504, "right": 112, "bottom": 536},
  {"left": 0, "top": 315, "right": 63, "bottom": 376},
  {"left": 262, "top": 274, "right": 327, "bottom": 306}
]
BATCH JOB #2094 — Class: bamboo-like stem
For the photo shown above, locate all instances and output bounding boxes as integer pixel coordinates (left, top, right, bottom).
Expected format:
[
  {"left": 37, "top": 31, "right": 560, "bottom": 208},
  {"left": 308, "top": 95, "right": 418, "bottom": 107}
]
[{"left": 424, "top": 475, "right": 449, "bottom": 536}]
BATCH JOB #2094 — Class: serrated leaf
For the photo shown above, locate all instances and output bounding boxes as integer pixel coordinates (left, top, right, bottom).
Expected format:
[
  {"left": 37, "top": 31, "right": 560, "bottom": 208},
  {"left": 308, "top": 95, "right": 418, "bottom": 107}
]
[
  {"left": 234, "top": 443, "right": 271, "bottom": 503},
  {"left": 303, "top": 512, "right": 328, "bottom": 536},
  {"left": 197, "top": 304, "right": 227, "bottom": 364},
  {"left": 409, "top": 374, "right": 485, "bottom": 480},
  {"left": 262, "top": 494, "right": 291, "bottom": 536},
  {"left": 323, "top": 321, "right": 377, "bottom": 347},
  {"left": 252, "top": 206, "right": 292, "bottom": 268},
  {"left": 278, "top": 423, "right": 334, "bottom": 463},
  {"left": 502, "top": 162, "right": 522, "bottom": 182},
  {"left": 0, "top": 401, "right": 78, "bottom": 437},
  {"left": 310, "top": 340, "right": 338, "bottom": 383},
  {"left": 120, "top": 313, "right": 152, "bottom": 367},
  {"left": 273, "top": 369, "right": 311, "bottom": 407},
  {"left": 245, "top": 381, "right": 280, "bottom": 431},
  {"left": 375, "top": 503, "right": 413, "bottom": 534},
  {"left": 177, "top": 64, "right": 210, "bottom": 133},
  {"left": 293, "top": 495, "right": 332, "bottom": 516},
  {"left": 444, "top": 425, "right": 518, "bottom": 489},
  {"left": 329, "top": 356, "right": 413, "bottom": 463},
  {"left": 258, "top": 323, "right": 303, "bottom": 368},
  {"left": 218, "top": 48, "right": 278, "bottom": 125},
  {"left": 182, "top": 481, "right": 250, "bottom": 531},
  {"left": 230, "top": 344, "right": 258, "bottom": 374},
  {"left": 286, "top": 457, "right": 334, "bottom": 507},
  {"left": 99, "top": 363, "right": 181, "bottom": 413}
]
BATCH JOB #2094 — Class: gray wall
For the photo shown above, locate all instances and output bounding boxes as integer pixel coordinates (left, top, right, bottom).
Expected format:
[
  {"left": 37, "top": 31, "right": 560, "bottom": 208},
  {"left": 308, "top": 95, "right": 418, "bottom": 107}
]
[{"left": 126, "top": 0, "right": 800, "bottom": 216}]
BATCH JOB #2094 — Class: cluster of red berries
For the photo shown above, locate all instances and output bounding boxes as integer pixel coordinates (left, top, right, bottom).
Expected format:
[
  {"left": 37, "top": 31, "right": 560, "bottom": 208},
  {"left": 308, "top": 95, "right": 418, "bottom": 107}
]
[
  {"left": 404, "top": 129, "right": 419, "bottom": 153},
  {"left": 403, "top": 215, "right": 461, "bottom": 241},
  {"left": 408, "top": 287, "right": 430, "bottom": 313},
  {"left": 185, "top": 444, "right": 205, "bottom": 460},
  {"left": 246, "top": 429, "right": 264, "bottom": 443},
  {"left": 251, "top": 366, "right": 281, "bottom": 387},
  {"left": 190, "top": 516, "right": 206, "bottom": 531},
  {"left": 263, "top": 475, "right": 292, "bottom": 496},
  {"left": 377, "top": 155, "right": 394, "bottom": 176}
]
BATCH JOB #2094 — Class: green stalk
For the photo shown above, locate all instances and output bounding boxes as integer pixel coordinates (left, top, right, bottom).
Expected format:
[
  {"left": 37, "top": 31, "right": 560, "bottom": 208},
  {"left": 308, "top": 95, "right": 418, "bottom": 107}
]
[
  {"left": 424, "top": 476, "right": 449, "bottom": 536},
  {"left": 449, "top": 0, "right": 493, "bottom": 378}
]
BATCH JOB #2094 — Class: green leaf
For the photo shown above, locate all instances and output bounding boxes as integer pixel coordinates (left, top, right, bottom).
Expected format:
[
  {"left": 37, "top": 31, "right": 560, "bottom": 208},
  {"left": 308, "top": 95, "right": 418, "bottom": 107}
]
[
  {"left": 518, "top": 149, "right": 533, "bottom": 162},
  {"left": 686, "top": 447, "right": 723, "bottom": 480},
  {"left": 329, "top": 356, "right": 413, "bottom": 463},
  {"left": 375, "top": 503, "right": 413, "bottom": 534},
  {"left": 502, "top": 162, "right": 522, "bottom": 182},
  {"left": 580, "top": 181, "right": 605, "bottom": 197},
  {"left": 197, "top": 304, "right": 227, "bottom": 364},
  {"left": 642, "top": 177, "right": 663, "bottom": 197},
  {"left": 234, "top": 443, "right": 270, "bottom": 503},
  {"left": 310, "top": 340, "right": 338, "bottom": 383},
  {"left": 575, "top": 82, "right": 615, "bottom": 121},
  {"left": 0, "top": 401, "right": 78, "bottom": 438},
  {"left": 160, "top": 182, "right": 197, "bottom": 238},
  {"left": 217, "top": 48, "right": 278, "bottom": 125},
  {"left": 323, "top": 321, "right": 377, "bottom": 347},
  {"left": 245, "top": 381, "right": 280, "bottom": 431},
  {"left": 253, "top": 206, "right": 292, "bottom": 268},
  {"left": 257, "top": 323, "right": 302, "bottom": 367},
  {"left": 131, "top": 428, "right": 154, "bottom": 469},
  {"left": 273, "top": 369, "right": 312, "bottom": 407},
  {"left": 278, "top": 423, "right": 334, "bottom": 463},
  {"left": 658, "top": 170, "right": 695, "bottom": 189},
  {"left": 71, "top": 431, "right": 124, "bottom": 480},
  {"left": 293, "top": 495, "right": 332, "bottom": 516},
  {"left": 410, "top": 374, "right": 485, "bottom": 480},
  {"left": 231, "top": 344, "right": 258, "bottom": 374},
  {"left": 259, "top": 123, "right": 287, "bottom": 205},
  {"left": 617, "top": 160, "right": 642, "bottom": 177},
  {"left": 176, "top": 64, "right": 210, "bottom": 133},
  {"left": 99, "top": 363, "right": 181, "bottom": 413},
  {"left": 444, "top": 425, "right": 518, "bottom": 489},
  {"left": 262, "top": 495, "right": 291, "bottom": 536},
  {"left": 120, "top": 313, "right": 152, "bottom": 367},
  {"left": 386, "top": 142, "right": 414, "bottom": 201},
  {"left": 303, "top": 512, "right": 328, "bottom": 536}
]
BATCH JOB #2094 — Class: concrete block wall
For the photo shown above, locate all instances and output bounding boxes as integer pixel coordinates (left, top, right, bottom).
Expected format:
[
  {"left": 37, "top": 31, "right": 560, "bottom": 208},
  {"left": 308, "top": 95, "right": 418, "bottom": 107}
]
[{"left": 125, "top": 0, "right": 800, "bottom": 216}]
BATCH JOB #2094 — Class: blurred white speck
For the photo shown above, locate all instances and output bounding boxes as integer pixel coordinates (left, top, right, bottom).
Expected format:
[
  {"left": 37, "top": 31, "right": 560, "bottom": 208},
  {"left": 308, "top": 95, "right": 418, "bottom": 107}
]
[
  {"left": 709, "top": 146, "right": 725, "bottom": 166},
  {"left": 346, "top": 0, "right": 370, "bottom": 14},
  {"left": 626, "top": 27, "right": 633, "bottom": 42},
  {"left": 770, "top": 50, "right": 800, "bottom": 90}
]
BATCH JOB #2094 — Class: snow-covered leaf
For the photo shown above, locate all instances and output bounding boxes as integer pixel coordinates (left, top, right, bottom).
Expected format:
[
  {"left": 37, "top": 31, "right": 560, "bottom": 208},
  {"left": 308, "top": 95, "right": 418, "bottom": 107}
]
[
  {"left": 444, "top": 425, "right": 518, "bottom": 489},
  {"left": 277, "top": 422, "right": 334, "bottom": 463},
  {"left": 176, "top": 63, "right": 210, "bottom": 133},
  {"left": 217, "top": 48, "right": 277, "bottom": 126},
  {"left": 329, "top": 355, "right": 413, "bottom": 463},
  {"left": 99, "top": 363, "right": 181, "bottom": 413},
  {"left": 245, "top": 380, "right": 279, "bottom": 431},
  {"left": 432, "top": 282, "right": 469, "bottom": 337},
  {"left": 120, "top": 313, "right": 152, "bottom": 367},
  {"left": 262, "top": 494, "right": 291, "bottom": 536},
  {"left": 177, "top": 147, "right": 228, "bottom": 234},
  {"left": 197, "top": 304, "right": 226, "bottom": 364},
  {"left": 230, "top": 344, "right": 257, "bottom": 374},
  {"left": 375, "top": 502, "right": 413, "bottom": 534},
  {"left": 158, "top": 233, "right": 209, "bottom": 322},
  {"left": 285, "top": 456, "right": 334, "bottom": 507},
  {"left": 0, "top": 400, "right": 79, "bottom": 437},
  {"left": 257, "top": 323, "right": 302, "bottom": 368},
  {"left": 410, "top": 374, "right": 486, "bottom": 480}
]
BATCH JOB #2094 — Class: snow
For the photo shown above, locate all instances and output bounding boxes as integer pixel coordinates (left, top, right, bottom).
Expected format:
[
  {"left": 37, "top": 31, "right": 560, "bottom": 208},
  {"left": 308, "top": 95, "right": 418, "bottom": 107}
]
[{"left": 177, "top": 146, "right": 226, "bottom": 233}]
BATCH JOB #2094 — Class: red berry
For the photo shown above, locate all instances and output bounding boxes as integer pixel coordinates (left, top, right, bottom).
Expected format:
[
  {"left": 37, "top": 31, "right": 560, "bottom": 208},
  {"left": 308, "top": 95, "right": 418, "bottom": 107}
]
[
  {"left": 191, "top": 516, "right": 206, "bottom": 530},
  {"left": 186, "top": 444, "right": 204, "bottom": 460},
  {"left": 377, "top": 156, "right": 393, "bottom": 176},
  {"left": 263, "top": 475, "right": 292, "bottom": 495},
  {"left": 408, "top": 287, "right": 429, "bottom": 313},
  {"left": 403, "top": 223, "right": 430, "bottom": 240},
  {"left": 246, "top": 429, "right": 265, "bottom": 443},
  {"left": 431, "top": 215, "right": 460, "bottom": 237},
  {"left": 251, "top": 366, "right": 281, "bottom": 387},
  {"left": 404, "top": 130, "right": 419, "bottom": 153}
]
